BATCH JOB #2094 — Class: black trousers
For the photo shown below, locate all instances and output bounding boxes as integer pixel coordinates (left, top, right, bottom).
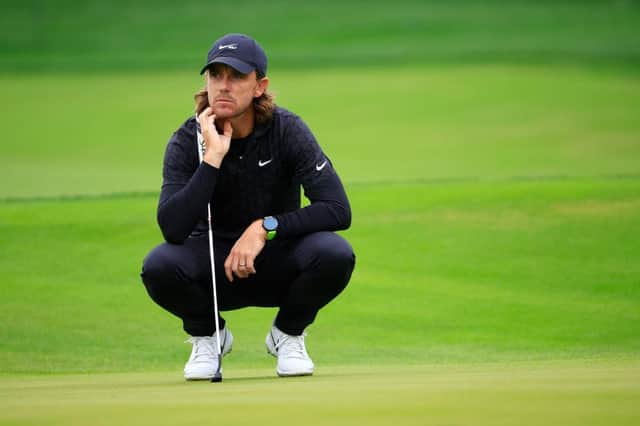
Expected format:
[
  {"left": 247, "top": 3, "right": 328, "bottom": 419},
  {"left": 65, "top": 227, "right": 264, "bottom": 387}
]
[{"left": 140, "top": 231, "right": 355, "bottom": 336}]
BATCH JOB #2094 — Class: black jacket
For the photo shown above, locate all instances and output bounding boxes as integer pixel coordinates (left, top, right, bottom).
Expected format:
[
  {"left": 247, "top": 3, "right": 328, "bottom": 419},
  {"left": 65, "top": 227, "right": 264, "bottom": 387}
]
[{"left": 157, "top": 107, "right": 351, "bottom": 243}]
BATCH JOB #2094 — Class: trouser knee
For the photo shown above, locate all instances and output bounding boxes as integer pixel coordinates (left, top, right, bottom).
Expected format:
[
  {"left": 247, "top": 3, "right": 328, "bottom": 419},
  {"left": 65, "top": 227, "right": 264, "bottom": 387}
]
[
  {"left": 309, "top": 232, "right": 356, "bottom": 281},
  {"left": 293, "top": 232, "right": 356, "bottom": 303},
  {"left": 140, "top": 245, "right": 179, "bottom": 302}
]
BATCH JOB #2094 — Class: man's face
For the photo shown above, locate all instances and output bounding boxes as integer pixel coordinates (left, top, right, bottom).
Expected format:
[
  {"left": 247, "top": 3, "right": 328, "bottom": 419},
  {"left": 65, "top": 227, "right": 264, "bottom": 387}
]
[{"left": 206, "top": 63, "right": 268, "bottom": 120}]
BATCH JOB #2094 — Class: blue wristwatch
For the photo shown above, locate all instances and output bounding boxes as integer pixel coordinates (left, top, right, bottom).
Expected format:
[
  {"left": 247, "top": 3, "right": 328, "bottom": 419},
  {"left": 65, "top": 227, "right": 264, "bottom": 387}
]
[{"left": 262, "top": 216, "right": 278, "bottom": 241}]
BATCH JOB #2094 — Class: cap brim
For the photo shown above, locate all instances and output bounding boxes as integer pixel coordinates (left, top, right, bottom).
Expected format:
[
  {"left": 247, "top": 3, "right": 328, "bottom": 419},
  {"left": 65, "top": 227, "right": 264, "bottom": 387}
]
[{"left": 199, "top": 57, "right": 254, "bottom": 75}]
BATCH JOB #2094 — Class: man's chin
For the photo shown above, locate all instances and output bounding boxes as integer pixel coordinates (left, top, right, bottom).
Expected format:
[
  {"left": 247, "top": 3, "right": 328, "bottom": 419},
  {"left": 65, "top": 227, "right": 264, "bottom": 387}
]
[
  {"left": 212, "top": 109, "right": 234, "bottom": 119},
  {"left": 212, "top": 103, "right": 251, "bottom": 121}
]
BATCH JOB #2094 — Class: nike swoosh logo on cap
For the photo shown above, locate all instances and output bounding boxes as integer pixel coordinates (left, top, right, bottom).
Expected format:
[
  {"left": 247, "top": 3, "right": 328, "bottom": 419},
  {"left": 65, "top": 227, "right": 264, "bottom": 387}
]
[
  {"left": 219, "top": 44, "right": 238, "bottom": 50},
  {"left": 316, "top": 161, "right": 328, "bottom": 171},
  {"left": 258, "top": 159, "right": 273, "bottom": 167}
]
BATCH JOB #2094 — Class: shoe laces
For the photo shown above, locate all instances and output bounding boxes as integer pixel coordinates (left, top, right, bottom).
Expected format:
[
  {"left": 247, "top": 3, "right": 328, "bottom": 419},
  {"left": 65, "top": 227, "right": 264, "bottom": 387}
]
[
  {"left": 275, "top": 332, "right": 308, "bottom": 359},
  {"left": 186, "top": 336, "right": 216, "bottom": 361}
]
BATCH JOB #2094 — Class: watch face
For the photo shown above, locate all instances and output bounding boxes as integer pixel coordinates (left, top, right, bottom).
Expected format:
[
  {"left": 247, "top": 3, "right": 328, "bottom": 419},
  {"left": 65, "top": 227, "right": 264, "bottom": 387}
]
[{"left": 264, "top": 216, "right": 278, "bottom": 231}]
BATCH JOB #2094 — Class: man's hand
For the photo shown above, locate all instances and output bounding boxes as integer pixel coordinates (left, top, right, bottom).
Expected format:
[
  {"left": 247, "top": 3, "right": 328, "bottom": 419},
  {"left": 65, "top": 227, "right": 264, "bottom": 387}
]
[
  {"left": 224, "top": 219, "right": 268, "bottom": 282},
  {"left": 198, "top": 107, "right": 233, "bottom": 168}
]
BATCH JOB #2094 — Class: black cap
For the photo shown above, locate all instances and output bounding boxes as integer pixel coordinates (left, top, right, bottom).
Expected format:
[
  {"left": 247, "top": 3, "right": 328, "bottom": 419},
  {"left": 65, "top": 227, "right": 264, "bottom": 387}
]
[{"left": 200, "top": 33, "right": 267, "bottom": 76}]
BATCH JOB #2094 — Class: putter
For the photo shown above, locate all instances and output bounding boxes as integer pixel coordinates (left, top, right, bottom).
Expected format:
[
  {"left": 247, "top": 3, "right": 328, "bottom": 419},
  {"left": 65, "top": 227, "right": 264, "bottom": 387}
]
[{"left": 196, "top": 115, "right": 223, "bottom": 383}]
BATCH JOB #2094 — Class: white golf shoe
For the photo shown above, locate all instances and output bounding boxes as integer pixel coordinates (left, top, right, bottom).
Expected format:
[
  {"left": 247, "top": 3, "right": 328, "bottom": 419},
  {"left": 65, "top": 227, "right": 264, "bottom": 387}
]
[
  {"left": 184, "top": 328, "right": 233, "bottom": 380},
  {"left": 265, "top": 325, "right": 314, "bottom": 377}
]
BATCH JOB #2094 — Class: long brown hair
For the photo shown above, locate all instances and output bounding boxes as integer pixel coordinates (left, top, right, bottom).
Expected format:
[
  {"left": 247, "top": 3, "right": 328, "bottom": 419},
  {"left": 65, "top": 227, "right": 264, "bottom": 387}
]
[{"left": 194, "top": 71, "right": 276, "bottom": 125}]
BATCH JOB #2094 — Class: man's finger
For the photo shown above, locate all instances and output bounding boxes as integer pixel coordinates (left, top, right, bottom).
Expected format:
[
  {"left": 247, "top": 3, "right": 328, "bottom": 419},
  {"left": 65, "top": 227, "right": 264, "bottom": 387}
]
[
  {"left": 224, "top": 256, "right": 234, "bottom": 282},
  {"left": 198, "top": 107, "right": 211, "bottom": 123},
  {"left": 236, "top": 268, "right": 248, "bottom": 279},
  {"left": 207, "top": 114, "right": 216, "bottom": 131},
  {"left": 230, "top": 254, "right": 251, "bottom": 279},
  {"left": 223, "top": 120, "right": 233, "bottom": 138},
  {"left": 236, "top": 258, "right": 249, "bottom": 278},
  {"left": 246, "top": 256, "right": 256, "bottom": 274}
]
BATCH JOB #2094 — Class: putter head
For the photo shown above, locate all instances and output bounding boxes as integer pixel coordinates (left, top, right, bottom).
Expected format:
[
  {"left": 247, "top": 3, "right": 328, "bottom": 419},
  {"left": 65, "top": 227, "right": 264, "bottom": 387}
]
[{"left": 210, "top": 354, "right": 223, "bottom": 383}]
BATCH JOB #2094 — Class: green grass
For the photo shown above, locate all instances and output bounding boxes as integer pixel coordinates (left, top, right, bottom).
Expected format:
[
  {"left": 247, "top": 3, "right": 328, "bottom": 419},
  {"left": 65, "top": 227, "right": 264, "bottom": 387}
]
[
  {"left": 1, "top": 65, "right": 639, "bottom": 198},
  {"left": 1, "top": 1, "right": 639, "bottom": 423},
  {"left": 2, "top": 55, "right": 639, "bottom": 426},
  {"left": 1, "top": 362, "right": 639, "bottom": 426},
  {"left": 1, "top": 178, "right": 638, "bottom": 374},
  {"left": 2, "top": 0, "right": 640, "bottom": 72}
]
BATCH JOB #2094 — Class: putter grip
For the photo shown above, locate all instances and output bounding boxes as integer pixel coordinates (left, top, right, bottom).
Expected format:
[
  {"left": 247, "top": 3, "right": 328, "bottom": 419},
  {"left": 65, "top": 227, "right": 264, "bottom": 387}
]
[{"left": 195, "top": 114, "right": 205, "bottom": 164}]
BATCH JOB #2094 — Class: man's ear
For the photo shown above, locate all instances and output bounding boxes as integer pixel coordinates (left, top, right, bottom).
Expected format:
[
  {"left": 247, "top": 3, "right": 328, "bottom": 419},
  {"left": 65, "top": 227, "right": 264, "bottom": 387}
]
[{"left": 254, "top": 77, "right": 269, "bottom": 98}]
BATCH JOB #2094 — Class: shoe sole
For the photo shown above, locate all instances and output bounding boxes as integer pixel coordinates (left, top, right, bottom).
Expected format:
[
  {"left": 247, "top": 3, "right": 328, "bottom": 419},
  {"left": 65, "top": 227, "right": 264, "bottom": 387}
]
[{"left": 276, "top": 369, "right": 314, "bottom": 377}]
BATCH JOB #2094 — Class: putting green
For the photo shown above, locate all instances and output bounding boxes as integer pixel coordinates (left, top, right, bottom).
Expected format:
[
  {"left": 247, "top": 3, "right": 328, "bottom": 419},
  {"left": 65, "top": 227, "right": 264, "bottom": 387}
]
[{"left": 1, "top": 361, "right": 638, "bottom": 425}]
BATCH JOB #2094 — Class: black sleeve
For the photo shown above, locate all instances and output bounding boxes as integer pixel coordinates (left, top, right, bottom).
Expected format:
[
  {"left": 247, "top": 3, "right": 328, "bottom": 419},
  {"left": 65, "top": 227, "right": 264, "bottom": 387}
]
[
  {"left": 156, "top": 120, "right": 218, "bottom": 244},
  {"left": 274, "top": 116, "right": 351, "bottom": 239}
]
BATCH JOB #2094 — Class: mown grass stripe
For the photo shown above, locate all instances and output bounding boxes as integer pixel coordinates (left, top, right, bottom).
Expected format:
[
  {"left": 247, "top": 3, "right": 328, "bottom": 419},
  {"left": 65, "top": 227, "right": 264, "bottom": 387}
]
[{"left": 2, "top": 173, "right": 640, "bottom": 204}]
